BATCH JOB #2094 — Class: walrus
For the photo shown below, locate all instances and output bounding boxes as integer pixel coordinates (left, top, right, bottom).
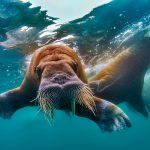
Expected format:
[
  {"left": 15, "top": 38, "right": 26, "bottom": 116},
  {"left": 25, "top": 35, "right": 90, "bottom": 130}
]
[
  {"left": 0, "top": 44, "right": 131, "bottom": 132},
  {"left": 89, "top": 38, "right": 150, "bottom": 117}
]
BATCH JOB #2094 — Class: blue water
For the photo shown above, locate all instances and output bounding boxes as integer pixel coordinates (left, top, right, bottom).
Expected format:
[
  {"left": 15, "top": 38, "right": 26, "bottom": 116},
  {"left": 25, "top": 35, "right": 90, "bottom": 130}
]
[{"left": 0, "top": 0, "right": 150, "bottom": 150}]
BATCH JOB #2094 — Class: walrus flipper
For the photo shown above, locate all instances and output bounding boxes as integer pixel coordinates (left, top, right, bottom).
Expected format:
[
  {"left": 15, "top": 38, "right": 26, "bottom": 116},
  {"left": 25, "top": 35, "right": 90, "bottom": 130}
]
[
  {"left": 94, "top": 97, "right": 131, "bottom": 132},
  {"left": 76, "top": 97, "right": 131, "bottom": 132},
  {"left": 0, "top": 88, "right": 33, "bottom": 119}
]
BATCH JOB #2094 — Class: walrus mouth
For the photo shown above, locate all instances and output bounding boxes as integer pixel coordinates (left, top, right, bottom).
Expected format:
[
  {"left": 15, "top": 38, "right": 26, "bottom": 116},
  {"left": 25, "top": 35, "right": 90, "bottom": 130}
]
[{"left": 35, "top": 82, "right": 96, "bottom": 120}]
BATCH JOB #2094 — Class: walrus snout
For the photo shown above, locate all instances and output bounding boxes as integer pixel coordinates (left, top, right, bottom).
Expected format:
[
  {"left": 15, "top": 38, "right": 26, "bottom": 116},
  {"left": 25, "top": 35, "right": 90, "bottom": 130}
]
[
  {"left": 49, "top": 73, "right": 72, "bottom": 85},
  {"left": 38, "top": 72, "right": 83, "bottom": 103},
  {"left": 39, "top": 73, "right": 83, "bottom": 90},
  {"left": 37, "top": 73, "right": 96, "bottom": 119}
]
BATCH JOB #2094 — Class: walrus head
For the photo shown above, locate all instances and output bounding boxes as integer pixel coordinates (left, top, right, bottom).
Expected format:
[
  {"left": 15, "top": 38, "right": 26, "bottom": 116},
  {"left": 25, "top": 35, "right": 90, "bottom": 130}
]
[{"left": 32, "top": 45, "right": 95, "bottom": 119}]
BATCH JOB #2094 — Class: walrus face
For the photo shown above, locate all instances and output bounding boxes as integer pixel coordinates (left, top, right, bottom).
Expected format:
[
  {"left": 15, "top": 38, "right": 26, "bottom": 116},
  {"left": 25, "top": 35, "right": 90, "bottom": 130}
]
[{"left": 35, "top": 48, "right": 95, "bottom": 119}]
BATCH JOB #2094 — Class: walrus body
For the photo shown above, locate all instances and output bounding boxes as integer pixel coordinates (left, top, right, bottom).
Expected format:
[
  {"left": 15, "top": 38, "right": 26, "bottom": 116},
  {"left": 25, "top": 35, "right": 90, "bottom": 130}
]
[
  {"left": 89, "top": 38, "right": 150, "bottom": 117},
  {"left": 0, "top": 45, "right": 131, "bottom": 132}
]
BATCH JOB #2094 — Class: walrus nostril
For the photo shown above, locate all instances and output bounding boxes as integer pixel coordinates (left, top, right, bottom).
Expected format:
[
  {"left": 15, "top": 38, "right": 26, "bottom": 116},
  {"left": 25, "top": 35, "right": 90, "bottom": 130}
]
[{"left": 52, "top": 74, "right": 70, "bottom": 84}]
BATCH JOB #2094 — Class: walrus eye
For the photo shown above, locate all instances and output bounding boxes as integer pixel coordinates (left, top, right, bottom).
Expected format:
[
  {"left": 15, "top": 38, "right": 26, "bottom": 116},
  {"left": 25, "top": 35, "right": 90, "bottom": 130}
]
[
  {"left": 72, "top": 62, "right": 78, "bottom": 72},
  {"left": 35, "top": 67, "right": 42, "bottom": 78}
]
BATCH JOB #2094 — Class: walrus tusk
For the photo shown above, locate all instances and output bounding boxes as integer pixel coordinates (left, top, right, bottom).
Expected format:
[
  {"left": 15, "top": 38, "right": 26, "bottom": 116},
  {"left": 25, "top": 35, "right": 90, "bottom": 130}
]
[{"left": 71, "top": 98, "right": 76, "bottom": 115}]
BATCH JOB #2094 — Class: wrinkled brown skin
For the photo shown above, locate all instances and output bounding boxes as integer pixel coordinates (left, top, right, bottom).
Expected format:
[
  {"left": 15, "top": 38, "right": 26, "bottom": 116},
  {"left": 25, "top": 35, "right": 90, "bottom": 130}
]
[
  {"left": 0, "top": 45, "right": 100, "bottom": 120},
  {"left": 89, "top": 38, "right": 150, "bottom": 117}
]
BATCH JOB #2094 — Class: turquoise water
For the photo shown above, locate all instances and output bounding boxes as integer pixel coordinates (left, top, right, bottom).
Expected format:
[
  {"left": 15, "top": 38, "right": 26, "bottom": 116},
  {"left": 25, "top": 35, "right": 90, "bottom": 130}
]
[{"left": 0, "top": 0, "right": 150, "bottom": 150}]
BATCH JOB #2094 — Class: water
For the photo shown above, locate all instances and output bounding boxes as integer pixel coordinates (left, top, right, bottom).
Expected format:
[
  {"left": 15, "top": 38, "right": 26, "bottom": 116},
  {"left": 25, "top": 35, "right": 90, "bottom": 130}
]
[{"left": 0, "top": 0, "right": 150, "bottom": 150}]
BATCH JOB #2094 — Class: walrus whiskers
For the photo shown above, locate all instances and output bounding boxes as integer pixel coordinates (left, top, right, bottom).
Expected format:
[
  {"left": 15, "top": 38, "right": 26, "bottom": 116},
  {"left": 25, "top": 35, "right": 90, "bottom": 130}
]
[
  {"left": 37, "top": 89, "right": 54, "bottom": 119},
  {"left": 70, "top": 84, "right": 96, "bottom": 115},
  {"left": 30, "top": 86, "right": 47, "bottom": 104},
  {"left": 74, "top": 85, "right": 96, "bottom": 113},
  {"left": 37, "top": 87, "right": 63, "bottom": 120},
  {"left": 37, "top": 89, "right": 51, "bottom": 114},
  {"left": 77, "top": 91, "right": 96, "bottom": 115},
  {"left": 36, "top": 83, "right": 96, "bottom": 120},
  {"left": 39, "top": 98, "right": 53, "bottom": 119}
]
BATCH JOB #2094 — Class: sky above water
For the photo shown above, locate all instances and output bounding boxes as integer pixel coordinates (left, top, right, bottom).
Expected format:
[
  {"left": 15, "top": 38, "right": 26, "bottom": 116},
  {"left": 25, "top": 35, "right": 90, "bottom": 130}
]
[{"left": 20, "top": 0, "right": 112, "bottom": 23}]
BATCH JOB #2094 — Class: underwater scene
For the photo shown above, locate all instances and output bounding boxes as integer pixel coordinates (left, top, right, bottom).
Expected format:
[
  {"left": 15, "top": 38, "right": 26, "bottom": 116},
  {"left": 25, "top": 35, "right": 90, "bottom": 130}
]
[{"left": 0, "top": 0, "right": 150, "bottom": 149}]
